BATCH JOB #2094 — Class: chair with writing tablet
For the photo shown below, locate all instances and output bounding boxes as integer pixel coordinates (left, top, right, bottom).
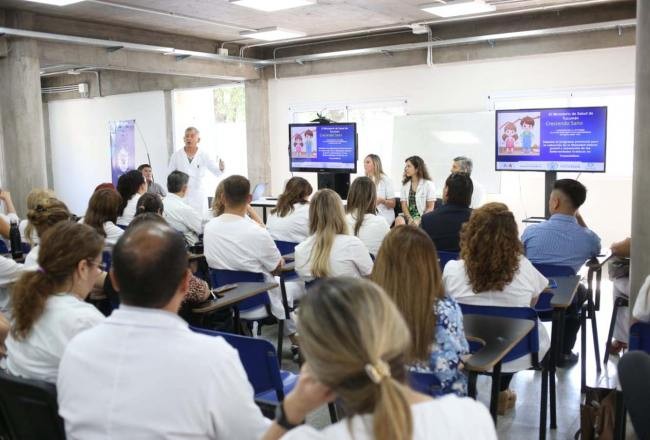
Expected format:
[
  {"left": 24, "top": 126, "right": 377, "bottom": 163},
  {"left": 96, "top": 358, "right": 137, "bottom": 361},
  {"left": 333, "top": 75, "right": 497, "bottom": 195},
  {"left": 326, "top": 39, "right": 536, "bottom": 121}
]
[
  {"left": 437, "top": 250, "right": 459, "bottom": 271},
  {"left": 408, "top": 370, "right": 445, "bottom": 397}
]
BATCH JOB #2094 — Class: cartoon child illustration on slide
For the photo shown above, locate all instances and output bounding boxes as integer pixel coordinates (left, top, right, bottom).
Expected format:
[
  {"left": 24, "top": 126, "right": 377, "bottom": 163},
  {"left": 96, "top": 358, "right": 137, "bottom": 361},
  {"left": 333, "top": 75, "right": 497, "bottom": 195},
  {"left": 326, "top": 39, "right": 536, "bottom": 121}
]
[
  {"left": 304, "top": 129, "right": 314, "bottom": 158},
  {"left": 520, "top": 116, "right": 536, "bottom": 154},
  {"left": 293, "top": 133, "right": 304, "bottom": 157},
  {"left": 502, "top": 122, "right": 518, "bottom": 153}
]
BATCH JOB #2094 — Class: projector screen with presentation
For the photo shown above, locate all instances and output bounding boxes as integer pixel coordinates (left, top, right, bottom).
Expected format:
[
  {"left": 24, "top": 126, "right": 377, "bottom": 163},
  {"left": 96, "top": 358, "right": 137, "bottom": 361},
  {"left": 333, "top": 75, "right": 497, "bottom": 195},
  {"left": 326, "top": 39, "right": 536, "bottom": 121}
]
[
  {"left": 288, "top": 122, "right": 357, "bottom": 173},
  {"left": 495, "top": 106, "right": 607, "bottom": 172}
]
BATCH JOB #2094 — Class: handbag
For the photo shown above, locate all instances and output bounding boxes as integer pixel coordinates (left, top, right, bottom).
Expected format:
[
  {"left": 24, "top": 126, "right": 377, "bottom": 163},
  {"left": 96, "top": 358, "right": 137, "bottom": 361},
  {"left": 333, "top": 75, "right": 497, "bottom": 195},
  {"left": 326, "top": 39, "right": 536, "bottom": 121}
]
[{"left": 575, "top": 386, "right": 617, "bottom": 440}]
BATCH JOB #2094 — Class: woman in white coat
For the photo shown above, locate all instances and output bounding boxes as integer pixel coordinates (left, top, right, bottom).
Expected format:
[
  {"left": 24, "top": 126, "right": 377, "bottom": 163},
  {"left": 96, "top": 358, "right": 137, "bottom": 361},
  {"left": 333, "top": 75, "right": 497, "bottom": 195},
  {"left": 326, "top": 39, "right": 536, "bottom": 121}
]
[{"left": 395, "top": 155, "right": 436, "bottom": 226}]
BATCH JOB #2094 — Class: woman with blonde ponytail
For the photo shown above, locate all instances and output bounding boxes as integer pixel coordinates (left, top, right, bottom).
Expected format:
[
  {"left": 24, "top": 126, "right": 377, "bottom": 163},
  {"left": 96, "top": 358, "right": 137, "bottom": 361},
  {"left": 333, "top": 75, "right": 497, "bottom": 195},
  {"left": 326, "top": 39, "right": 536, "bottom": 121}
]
[
  {"left": 6, "top": 221, "right": 106, "bottom": 383},
  {"left": 262, "top": 278, "right": 495, "bottom": 440},
  {"left": 294, "top": 189, "right": 373, "bottom": 281}
]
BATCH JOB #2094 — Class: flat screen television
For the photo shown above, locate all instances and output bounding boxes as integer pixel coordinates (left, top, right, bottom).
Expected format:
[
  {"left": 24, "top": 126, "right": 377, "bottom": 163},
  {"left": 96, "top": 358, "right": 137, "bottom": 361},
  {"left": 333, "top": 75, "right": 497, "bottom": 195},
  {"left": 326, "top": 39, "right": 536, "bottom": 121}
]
[
  {"left": 288, "top": 122, "right": 357, "bottom": 173},
  {"left": 495, "top": 106, "right": 607, "bottom": 172}
]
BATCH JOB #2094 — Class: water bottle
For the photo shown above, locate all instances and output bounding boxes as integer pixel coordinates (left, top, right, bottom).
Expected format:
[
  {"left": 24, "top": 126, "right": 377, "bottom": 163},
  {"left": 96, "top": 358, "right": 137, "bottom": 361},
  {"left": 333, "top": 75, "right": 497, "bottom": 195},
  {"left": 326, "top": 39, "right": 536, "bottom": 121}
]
[{"left": 9, "top": 220, "right": 22, "bottom": 260}]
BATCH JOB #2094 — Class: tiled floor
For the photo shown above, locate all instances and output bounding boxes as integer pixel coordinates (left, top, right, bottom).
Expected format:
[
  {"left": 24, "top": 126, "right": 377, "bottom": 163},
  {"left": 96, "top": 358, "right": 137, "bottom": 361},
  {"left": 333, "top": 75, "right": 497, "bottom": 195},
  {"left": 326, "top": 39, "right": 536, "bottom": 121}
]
[{"left": 263, "top": 273, "right": 638, "bottom": 439}]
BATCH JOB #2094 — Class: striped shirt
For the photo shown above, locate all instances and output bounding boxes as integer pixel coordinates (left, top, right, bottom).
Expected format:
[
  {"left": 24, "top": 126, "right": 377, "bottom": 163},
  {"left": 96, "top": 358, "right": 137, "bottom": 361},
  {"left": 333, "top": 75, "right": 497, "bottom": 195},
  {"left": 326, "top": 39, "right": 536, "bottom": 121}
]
[{"left": 521, "top": 213, "right": 601, "bottom": 273}]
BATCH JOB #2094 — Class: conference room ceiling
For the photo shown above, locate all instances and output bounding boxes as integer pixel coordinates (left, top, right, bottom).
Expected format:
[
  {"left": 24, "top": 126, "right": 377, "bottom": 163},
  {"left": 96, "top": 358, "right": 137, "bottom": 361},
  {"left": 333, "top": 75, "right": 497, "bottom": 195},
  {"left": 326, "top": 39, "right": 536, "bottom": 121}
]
[{"left": 0, "top": 0, "right": 633, "bottom": 45}]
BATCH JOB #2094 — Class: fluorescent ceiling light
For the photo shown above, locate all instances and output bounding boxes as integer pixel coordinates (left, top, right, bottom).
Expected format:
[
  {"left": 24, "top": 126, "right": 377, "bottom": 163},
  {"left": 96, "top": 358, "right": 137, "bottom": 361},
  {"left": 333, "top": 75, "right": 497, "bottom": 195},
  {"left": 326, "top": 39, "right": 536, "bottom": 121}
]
[
  {"left": 240, "top": 27, "right": 306, "bottom": 41},
  {"left": 25, "top": 0, "right": 85, "bottom": 5},
  {"left": 230, "top": 0, "right": 316, "bottom": 12},
  {"left": 421, "top": 0, "right": 496, "bottom": 18}
]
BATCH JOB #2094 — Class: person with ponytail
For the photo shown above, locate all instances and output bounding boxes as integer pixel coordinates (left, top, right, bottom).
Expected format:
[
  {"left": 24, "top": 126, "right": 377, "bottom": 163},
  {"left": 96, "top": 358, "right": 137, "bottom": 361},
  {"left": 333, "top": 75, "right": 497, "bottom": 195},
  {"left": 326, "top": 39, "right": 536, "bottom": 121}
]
[
  {"left": 116, "top": 169, "right": 147, "bottom": 227},
  {"left": 294, "top": 189, "right": 373, "bottom": 281},
  {"left": 23, "top": 197, "right": 72, "bottom": 270},
  {"left": 364, "top": 154, "right": 396, "bottom": 226},
  {"left": 20, "top": 188, "right": 56, "bottom": 245},
  {"left": 6, "top": 222, "right": 105, "bottom": 383},
  {"left": 135, "top": 192, "right": 164, "bottom": 216},
  {"left": 345, "top": 177, "right": 389, "bottom": 256},
  {"left": 82, "top": 188, "right": 124, "bottom": 245},
  {"left": 262, "top": 278, "right": 495, "bottom": 440},
  {"left": 267, "top": 176, "right": 312, "bottom": 243}
]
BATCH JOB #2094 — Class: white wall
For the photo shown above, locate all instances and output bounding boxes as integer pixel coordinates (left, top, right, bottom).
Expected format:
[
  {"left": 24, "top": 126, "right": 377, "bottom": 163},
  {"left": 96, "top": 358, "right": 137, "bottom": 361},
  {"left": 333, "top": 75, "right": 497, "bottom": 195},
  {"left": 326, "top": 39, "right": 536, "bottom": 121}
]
[
  {"left": 268, "top": 46, "right": 636, "bottom": 246},
  {"left": 48, "top": 91, "right": 168, "bottom": 214}
]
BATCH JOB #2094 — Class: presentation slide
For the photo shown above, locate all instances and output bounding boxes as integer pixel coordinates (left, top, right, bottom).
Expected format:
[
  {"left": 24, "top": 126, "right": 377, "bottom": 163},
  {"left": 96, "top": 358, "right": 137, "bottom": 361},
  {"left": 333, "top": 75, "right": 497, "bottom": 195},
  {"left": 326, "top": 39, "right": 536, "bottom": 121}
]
[
  {"left": 290, "top": 123, "right": 356, "bottom": 171},
  {"left": 495, "top": 106, "right": 607, "bottom": 172}
]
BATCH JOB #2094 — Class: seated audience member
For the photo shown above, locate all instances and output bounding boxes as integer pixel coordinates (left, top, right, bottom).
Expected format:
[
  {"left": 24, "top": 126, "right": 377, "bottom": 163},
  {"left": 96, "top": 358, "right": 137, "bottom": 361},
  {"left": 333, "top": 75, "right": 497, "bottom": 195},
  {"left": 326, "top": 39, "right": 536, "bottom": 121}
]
[
  {"left": 633, "top": 275, "right": 650, "bottom": 323},
  {"left": 57, "top": 220, "right": 269, "bottom": 439},
  {"left": 395, "top": 156, "right": 436, "bottom": 226},
  {"left": 0, "top": 255, "right": 25, "bottom": 317},
  {"left": 266, "top": 176, "right": 312, "bottom": 243},
  {"left": 136, "top": 192, "right": 164, "bottom": 216},
  {"left": 0, "top": 312, "right": 8, "bottom": 358},
  {"left": 204, "top": 176, "right": 293, "bottom": 338},
  {"left": 295, "top": 189, "right": 373, "bottom": 280},
  {"left": 372, "top": 226, "right": 469, "bottom": 396},
  {"left": 163, "top": 171, "right": 203, "bottom": 246},
  {"left": 23, "top": 198, "right": 71, "bottom": 269},
  {"left": 262, "top": 278, "right": 496, "bottom": 440},
  {"left": 420, "top": 173, "right": 473, "bottom": 252},
  {"left": 364, "top": 154, "right": 396, "bottom": 226},
  {"left": 521, "top": 178, "right": 600, "bottom": 364},
  {"left": 138, "top": 163, "right": 167, "bottom": 197},
  {"left": 608, "top": 237, "right": 631, "bottom": 354},
  {"left": 0, "top": 190, "right": 19, "bottom": 240},
  {"left": 451, "top": 156, "right": 485, "bottom": 208},
  {"left": 212, "top": 181, "right": 264, "bottom": 226},
  {"left": 116, "top": 170, "right": 146, "bottom": 227},
  {"left": 82, "top": 188, "right": 124, "bottom": 246},
  {"left": 20, "top": 188, "right": 55, "bottom": 245},
  {"left": 345, "top": 177, "right": 389, "bottom": 256},
  {"left": 443, "top": 203, "right": 550, "bottom": 414},
  {"left": 6, "top": 222, "right": 105, "bottom": 383},
  {"left": 94, "top": 182, "right": 115, "bottom": 192}
]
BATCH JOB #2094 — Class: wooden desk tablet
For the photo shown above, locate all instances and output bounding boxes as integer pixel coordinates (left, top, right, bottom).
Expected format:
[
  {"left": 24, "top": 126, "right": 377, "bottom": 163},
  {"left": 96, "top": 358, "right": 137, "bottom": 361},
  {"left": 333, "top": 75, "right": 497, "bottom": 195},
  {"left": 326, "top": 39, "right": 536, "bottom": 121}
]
[{"left": 192, "top": 282, "right": 278, "bottom": 314}]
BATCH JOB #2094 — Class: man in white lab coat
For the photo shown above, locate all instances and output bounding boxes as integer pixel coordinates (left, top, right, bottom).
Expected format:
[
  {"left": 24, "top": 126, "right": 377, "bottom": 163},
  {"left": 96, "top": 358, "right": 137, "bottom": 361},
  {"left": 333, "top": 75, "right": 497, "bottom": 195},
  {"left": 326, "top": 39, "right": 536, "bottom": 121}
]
[{"left": 167, "top": 126, "right": 224, "bottom": 214}]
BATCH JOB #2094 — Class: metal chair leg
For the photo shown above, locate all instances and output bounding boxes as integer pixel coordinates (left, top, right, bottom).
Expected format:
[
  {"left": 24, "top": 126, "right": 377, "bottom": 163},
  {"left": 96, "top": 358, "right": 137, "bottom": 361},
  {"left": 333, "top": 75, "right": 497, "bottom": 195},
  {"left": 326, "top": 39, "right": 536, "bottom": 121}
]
[
  {"left": 588, "top": 296, "right": 602, "bottom": 373},
  {"left": 489, "top": 363, "right": 502, "bottom": 425},
  {"left": 276, "top": 319, "right": 284, "bottom": 365},
  {"left": 540, "top": 365, "right": 548, "bottom": 440},
  {"left": 604, "top": 297, "right": 629, "bottom": 365},
  {"left": 468, "top": 372, "right": 478, "bottom": 399},
  {"left": 327, "top": 402, "right": 338, "bottom": 422},
  {"left": 550, "top": 363, "right": 557, "bottom": 429},
  {"left": 581, "top": 304, "right": 587, "bottom": 392}
]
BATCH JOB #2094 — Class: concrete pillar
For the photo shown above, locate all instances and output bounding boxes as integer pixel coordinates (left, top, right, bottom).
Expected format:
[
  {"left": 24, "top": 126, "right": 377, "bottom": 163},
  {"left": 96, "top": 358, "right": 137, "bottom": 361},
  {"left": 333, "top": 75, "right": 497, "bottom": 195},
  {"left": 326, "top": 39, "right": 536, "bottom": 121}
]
[
  {"left": 245, "top": 80, "right": 271, "bottom": 192},
  {"left": 0, "top": 13, "right": 48, "bottom": 216},
  {"left": 163, "top": 91, "right": 175, "bottom": 158},
  {"left": 630, "top": 1, "right": 650, "bottom": 308}
]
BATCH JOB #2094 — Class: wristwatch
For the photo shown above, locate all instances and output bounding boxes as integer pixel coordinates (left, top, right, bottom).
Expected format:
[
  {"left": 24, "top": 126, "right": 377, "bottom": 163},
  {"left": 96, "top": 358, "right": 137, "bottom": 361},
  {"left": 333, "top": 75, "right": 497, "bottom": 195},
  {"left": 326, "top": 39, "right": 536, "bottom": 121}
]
[{"left": 275, "top": 401, "right": 303, "bottom": 430}]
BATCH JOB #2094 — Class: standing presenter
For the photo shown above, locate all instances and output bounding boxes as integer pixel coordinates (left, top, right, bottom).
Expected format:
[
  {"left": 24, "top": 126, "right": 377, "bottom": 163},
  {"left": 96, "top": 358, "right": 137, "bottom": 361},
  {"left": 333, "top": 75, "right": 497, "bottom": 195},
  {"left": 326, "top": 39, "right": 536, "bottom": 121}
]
[{"left": 168, "top": 126, "right": 224, "bottom": 213}]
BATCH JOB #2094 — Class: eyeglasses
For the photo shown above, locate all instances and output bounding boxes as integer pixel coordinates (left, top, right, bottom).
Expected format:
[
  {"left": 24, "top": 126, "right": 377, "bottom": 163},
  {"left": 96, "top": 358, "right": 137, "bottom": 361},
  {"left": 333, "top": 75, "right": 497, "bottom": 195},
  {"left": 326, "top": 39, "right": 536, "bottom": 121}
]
[{"left": 86, "top": 259, "right": 107, "bottom": 271}]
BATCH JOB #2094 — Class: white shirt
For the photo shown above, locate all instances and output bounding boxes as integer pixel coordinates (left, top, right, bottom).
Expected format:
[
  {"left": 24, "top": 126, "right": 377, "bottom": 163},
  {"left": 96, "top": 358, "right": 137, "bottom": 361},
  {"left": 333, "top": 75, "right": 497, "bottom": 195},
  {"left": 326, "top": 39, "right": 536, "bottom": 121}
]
[
  {"left": 345, "top": 213, "right": 389, "bottom": 256},
  {"left": 375, "top": 175, "right": 396, "bottom": 226},
  {"left": 295, "top": 234, "right": 373, "bottom": 281},
  {"left": 102, "top": 221, "right": 124, "bottom": 245},
  {"left": 0, "top": 256, "right": 25, "bottom": 316},
  {"left": 470, "top": 179, "right": 486, "bottom": 209},
  {"left": 633, "top": 275, "right": 650, "bottom": 322},
  {"left": 163, "top": 193, "right": 204, "bottom": 246},
  {"left": 443, "top": 256, "right": 550, "bottom": 372},
  {"left": 6, "top": 294, "right": 103, "bottom": 383},
  {"left": 57, "top": 305, "right": 269, "bottom": 440},
  {"left": 266, "top": 203, "right": 310, "bottom": 244},
  {"left": 283, "top": 395, "right": 496, "bottom": 440},
  {"left": 116, "top": 193, "right": 141, "bottom": 227},
  {"left": 168, "top": 148, "right": 223, "bottom": 214},
  {"left": 204, "top": 213, "right": 284, "bottom": 318},
  {"left": 19, "top": 219, "right": 39, "bottom": 245},
  {"left": 400, "top": 179, "right": 436, "bottom": 216},
  {"left": 23, "top": 245, "right": 39, "bottom": 270}
]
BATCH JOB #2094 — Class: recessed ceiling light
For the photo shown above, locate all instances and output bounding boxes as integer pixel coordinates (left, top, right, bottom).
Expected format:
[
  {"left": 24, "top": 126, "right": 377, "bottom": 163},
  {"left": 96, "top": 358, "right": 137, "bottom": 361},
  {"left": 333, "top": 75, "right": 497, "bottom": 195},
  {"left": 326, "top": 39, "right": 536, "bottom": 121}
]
[
  {"left": 24, "top": 0, "right": 85, "bottom": 5},
  {"left": 420, "top": 0, "right": 496, "bottom": 18},
  {"left": 230, "top": 0, "right": 316, "bottom": 12},
  {"left": 240, "top": 27, "right": 306, "bottom": 41}
]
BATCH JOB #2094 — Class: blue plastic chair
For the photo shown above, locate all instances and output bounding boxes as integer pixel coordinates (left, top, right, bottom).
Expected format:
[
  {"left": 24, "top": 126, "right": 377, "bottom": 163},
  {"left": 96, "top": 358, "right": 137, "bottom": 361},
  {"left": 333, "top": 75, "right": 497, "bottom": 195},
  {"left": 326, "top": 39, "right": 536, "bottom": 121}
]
[
  {"left": 274, "top": 240, "right": 297, "bottom": 256},
  {"left": 629, "top": 322, "right": 650, "bottom": 353},
  {"left": 460, "top": 303, "right": 549, "bottom": 435},
  {"left": 209, "top": 269, "right": 286, "bottom": 359},
  {"left": 0, "top": 241, "right": 7, "bottom": 254},
  {"left": 408, "top": 370, "right": 444, "bottom": 397},
  {"left": 437, "top": 251, "right": 459, "bottom": 270}
]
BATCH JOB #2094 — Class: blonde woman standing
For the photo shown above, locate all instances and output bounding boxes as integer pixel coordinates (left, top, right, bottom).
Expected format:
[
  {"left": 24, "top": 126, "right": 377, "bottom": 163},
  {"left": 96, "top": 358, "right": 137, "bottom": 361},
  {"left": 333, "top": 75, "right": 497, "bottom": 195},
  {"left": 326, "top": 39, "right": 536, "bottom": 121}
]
[
  {"left": 261, "top": 278, "right": 496, "bottom": 440},
  {"left": 345, "top": 177, "right": 389, "bottom": 256},
  {"left": 364, "top": 154, "right": 396, "bottom": 226},
  {"left": 294, "top": 189, "right": 373, "bottom": 281}
]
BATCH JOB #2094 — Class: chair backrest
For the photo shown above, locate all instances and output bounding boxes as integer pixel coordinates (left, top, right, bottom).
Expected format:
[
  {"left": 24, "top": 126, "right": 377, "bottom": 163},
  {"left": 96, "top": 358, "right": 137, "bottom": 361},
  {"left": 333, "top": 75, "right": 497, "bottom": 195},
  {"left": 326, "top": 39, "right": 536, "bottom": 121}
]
[
  {"left": 274, "top": 240, "right": 298, "bottom": 256},
  {"left": 20, "top": 242, "right": 31, "bottom": 254},
  {"left": 209, "top": 269, "right": 270, "bottom": 312},
  {"left": 0, "top": 372, "right": 65, "bottom": 440},
  {"left": 532, "top": 263, "right": 575, "bottom": 277},
  {"left": 459, "top": 303, "right": 539, "bottom": 363},
  {"left": 0, "top": 241, "right": 8, "bottom": 254},
  {"left": 618, "top": 351, "right": 650, "bottom": 440},
  {"left": 437, "top": 251, "right": 459, "bottom": 270},
  {"left": 629, "top": 322, "right": 650, "bottom": 353},
  {"left": 191, "top": 327, "right": 285, "bottom": 400},
  {"left": 408, "top": 370, "right": 444, "bottom": 397}
]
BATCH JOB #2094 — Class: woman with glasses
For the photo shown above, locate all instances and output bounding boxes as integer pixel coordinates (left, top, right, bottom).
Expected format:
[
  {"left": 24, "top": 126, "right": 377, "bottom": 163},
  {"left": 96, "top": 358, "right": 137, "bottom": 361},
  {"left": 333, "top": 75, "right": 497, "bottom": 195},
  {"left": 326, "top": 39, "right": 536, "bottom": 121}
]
[{"left": 6, "top": 221, "right": 106, "bottom": 383}]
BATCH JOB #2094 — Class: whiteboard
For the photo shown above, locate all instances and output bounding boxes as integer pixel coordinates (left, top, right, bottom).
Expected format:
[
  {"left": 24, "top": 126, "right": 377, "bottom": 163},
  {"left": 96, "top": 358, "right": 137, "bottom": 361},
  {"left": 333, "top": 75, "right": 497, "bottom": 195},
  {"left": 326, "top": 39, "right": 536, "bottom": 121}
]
[{"left": 391, "top": 112, "right": 500, "bottom": 194}]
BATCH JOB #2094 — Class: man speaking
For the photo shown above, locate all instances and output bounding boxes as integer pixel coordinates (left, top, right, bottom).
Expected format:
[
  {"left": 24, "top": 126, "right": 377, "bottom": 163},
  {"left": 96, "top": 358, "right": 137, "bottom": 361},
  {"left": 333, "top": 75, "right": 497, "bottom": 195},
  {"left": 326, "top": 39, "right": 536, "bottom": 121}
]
[{"left": 168, "top": 126, "right": 224, "bottom": 213}]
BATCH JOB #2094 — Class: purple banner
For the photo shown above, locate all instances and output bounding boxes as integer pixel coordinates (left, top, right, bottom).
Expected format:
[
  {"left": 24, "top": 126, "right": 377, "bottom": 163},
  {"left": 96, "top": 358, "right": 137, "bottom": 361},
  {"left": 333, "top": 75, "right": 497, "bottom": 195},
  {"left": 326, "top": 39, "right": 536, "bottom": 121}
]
[{"left": 109, "top": 120, "right": 135, "bottom": 186}]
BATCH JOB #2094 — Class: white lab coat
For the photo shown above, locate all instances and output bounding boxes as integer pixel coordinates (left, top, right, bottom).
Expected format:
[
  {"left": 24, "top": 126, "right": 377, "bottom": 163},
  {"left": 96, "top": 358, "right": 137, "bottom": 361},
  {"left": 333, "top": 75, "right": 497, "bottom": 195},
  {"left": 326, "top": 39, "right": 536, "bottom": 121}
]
[{"left": 167, "top": 148, "right": 223, "bottom": 214}]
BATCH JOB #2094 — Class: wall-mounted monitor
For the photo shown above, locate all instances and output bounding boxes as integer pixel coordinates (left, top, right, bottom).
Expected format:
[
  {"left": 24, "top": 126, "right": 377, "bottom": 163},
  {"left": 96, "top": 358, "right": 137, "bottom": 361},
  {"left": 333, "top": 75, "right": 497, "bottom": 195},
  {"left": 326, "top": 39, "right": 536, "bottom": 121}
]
[
  {"left": 288, "top": 122, "right": 357, "bottom": 173},
  {"left": 495, "top": 106, "right": 607, "bottom": 172}
]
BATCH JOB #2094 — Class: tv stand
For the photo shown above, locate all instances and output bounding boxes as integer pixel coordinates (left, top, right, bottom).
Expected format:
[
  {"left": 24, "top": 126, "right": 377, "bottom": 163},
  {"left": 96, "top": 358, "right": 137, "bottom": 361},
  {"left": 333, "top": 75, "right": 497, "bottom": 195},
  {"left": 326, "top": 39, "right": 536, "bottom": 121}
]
[{"left": 318, "top": 173, "right": 350, "bottom": 199}]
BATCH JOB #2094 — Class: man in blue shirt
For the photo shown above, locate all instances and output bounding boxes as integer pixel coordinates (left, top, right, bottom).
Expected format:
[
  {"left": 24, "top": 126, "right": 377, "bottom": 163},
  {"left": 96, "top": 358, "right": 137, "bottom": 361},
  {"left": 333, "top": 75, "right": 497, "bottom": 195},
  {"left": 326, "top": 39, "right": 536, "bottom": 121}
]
[{"left": 522, "top": 179, "right": 601, "bottom": 366}]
